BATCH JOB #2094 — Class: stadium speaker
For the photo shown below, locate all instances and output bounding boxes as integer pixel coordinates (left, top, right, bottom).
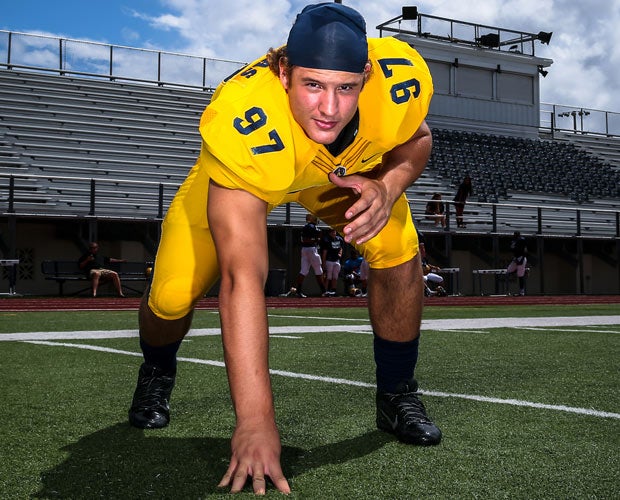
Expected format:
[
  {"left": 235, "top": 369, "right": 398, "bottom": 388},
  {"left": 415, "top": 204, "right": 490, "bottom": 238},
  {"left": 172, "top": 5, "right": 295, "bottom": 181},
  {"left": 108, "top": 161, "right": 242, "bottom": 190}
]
[
  {"left": 537, "top": 31, "right": 553, "bottom": 44},
  {"left": 478, "top": 33, "right": 500, "bottom": 48},
  {"left": 402, "top": 6, "right": 418, "bottom": 20}
]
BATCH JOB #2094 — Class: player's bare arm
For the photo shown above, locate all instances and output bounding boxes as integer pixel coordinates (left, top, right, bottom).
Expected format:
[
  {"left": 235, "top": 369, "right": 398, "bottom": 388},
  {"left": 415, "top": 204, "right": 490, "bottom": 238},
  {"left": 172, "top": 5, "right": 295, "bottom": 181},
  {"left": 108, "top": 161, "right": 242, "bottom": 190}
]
[
  {"left": 329, "top": 120, "right": 432, "bottom": 244},
  {"left": 207, "top": 180, "right": 290, "bottom": 495}
]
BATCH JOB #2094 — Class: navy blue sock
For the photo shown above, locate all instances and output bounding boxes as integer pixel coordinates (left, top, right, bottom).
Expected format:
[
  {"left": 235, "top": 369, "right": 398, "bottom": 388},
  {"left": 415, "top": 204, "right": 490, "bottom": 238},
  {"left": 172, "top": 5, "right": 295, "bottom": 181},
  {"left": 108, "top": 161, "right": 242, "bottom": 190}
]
[
  {"left": 374, "top": 335, "right": 419, "bottom": 393},
  {"left": 140, "top": 338, "right": 182, "bottom": 373}
]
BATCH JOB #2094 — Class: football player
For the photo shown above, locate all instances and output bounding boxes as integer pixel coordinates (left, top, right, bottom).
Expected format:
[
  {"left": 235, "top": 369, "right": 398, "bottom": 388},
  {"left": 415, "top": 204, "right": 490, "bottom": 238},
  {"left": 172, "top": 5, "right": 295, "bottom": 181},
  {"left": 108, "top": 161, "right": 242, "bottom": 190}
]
[{"left": 128, "top": 2, "right": 441, "bottom": 494}]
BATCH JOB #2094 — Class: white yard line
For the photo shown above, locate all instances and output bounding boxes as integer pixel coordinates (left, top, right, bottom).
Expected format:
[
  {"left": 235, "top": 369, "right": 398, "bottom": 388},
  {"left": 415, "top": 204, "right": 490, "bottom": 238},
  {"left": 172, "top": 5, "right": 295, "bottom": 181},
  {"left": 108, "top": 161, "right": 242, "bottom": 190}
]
[
  {"left": 421, "top": 316, "right": 620, "bottom": 330},
  {"left": 269, "top": 314, "right": 371, "bottom": 322},
  {"left": 521, "top": 327, "right": 620, "bottom": 333},
  {"left": 3, "top": 315, "right": 619, "bottom": 341},
  {"left": 21, "top": 338, "right": 620, "bottom": 421}
]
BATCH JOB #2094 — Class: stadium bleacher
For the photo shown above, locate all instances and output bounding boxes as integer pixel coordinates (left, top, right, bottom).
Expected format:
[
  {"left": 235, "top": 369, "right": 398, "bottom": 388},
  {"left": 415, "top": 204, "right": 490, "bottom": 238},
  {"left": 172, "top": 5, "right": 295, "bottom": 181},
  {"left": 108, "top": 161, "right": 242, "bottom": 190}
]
[
  {"left": 0, "top": 69, "right": 207, "bottom": 218},
  {"left": 427, "top": 129, "right": 619, "bottom": 203},
  {"left": 1, "top": 23, "right": 619, "bottom": 297},
  {"left": 0, "top": 68, "right": 618, "bottom": 236},
  {"left": 405, "top": 128, "right": 620, "bottom": 236}
]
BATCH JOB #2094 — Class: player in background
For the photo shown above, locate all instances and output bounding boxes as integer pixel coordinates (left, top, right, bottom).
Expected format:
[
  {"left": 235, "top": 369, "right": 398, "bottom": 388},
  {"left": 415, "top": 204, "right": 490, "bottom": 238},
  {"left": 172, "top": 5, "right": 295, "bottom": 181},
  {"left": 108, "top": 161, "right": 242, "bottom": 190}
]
[
  {"left": 507, "top": 231, "right": 528, "bottom": 295},
  {"left": 419, "top": 241, "right": 446, "bottom": 296},
  {"left": 342, "top": 247, "right": 367, "bottom": 296},
  {"left": 128, "top": 3, "right": 441, "bottom": 494},
  {"left": 320, "top": 227, "right": 344, "bottom": 296},
  {"left": 286, "top": 213, "right": 326, "bottom": 297}
]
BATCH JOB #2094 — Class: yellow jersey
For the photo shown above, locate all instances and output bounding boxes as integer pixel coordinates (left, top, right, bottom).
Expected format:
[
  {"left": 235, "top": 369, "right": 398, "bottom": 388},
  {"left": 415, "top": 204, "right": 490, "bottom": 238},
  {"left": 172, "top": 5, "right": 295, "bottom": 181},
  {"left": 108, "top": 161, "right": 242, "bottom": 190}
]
[{"left": 199, "top": 37, "right": 433, "bottom": 204}]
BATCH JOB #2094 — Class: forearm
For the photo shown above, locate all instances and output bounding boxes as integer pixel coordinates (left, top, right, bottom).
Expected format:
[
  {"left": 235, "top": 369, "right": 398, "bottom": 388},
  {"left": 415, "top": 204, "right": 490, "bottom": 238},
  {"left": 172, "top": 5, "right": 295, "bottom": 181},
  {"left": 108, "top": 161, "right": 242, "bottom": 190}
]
[
  {"left": 207, "top": 180, "right": 274, "bottom": 424},
  {"left": 377, "top": 121, "right": 432, "bottom": 204},
  {"left": 219, "top": 275, "right": 274, "bottom": 423}
]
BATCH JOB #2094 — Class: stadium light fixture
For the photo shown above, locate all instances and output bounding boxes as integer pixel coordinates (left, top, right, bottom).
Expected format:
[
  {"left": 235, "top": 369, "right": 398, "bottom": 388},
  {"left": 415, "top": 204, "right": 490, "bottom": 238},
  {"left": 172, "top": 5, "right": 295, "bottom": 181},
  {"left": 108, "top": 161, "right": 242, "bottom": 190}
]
[
  {"left": 558, "top": 109, "right": 589, "bottom": 132},
  {"left": 538, "top": 65, "right": 548, "bottom": 77},
  {"left": 500, "top": 31, "right": 552, "bottom": 48},
  {"left": 537, "top": 31, "right": 553, "bottom": 44},
  {"left": 402, "top": 6, "right": 418, "bottom": 20},
  {"left": 477, "top": 33, "right": 500, "bottom": 48},
  {"left": 377, "top": 9, "right": 551, "bottom": 56}
]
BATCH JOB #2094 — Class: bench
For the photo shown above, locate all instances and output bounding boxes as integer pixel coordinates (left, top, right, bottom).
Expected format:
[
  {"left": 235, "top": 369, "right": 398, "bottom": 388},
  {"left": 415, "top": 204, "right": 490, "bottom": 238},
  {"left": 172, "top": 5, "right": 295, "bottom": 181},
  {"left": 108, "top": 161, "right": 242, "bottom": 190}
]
[
  {"left": 472, "top": 268, "right": 530, "bottom": 296},
  {"left": 41, "top": 260, "right": 152, "bottom": 296},
  {"left": 436, "top": 267, "right": 461, "bottom": 295}
]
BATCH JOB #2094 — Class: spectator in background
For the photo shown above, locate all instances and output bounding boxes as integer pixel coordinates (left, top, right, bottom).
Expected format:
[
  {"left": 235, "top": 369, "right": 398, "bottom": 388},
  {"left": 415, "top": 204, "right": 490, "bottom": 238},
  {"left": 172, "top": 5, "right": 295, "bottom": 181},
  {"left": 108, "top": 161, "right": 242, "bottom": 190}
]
[
  {"left": 419, "top": 242, "right": 446, "bottom": 296},
  {"left": 321, "top": 227, "right": 344, "bottom": 296},
  {"left": 453, "top": 175, "right": 472, "bottom": 228},
  {"left": 506, "top": 231, "right": 528, "bottom": 296},
  {"left": 425, "top": 193, "right": 446, "bottom": 228},
  {"left": 287, "top": 213, "right": 326, "bottom": 297},
  {"left": 78, "top": 242, "right": 126, "bottom": 297},
  {"left": 342, "top": 248, "right": 368, "bottom": 297}
]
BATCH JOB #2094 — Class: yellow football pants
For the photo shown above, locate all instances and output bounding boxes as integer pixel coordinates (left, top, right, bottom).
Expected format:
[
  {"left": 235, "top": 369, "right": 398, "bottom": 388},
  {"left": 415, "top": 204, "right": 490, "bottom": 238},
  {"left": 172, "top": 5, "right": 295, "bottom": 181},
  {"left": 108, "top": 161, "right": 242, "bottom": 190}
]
[{"left": 148, "top": 162, "right": 418, "bottom": 320}]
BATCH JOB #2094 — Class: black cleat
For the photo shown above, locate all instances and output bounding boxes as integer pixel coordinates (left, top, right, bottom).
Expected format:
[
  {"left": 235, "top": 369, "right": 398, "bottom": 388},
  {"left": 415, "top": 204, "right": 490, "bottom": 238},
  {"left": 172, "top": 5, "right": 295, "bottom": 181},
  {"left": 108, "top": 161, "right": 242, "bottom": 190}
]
[
  {"left": 376, "top": 379, "right": 442, "bottom": 446},
  {"left": 128, "top": 363, "right": 176, "bottom": 429}
]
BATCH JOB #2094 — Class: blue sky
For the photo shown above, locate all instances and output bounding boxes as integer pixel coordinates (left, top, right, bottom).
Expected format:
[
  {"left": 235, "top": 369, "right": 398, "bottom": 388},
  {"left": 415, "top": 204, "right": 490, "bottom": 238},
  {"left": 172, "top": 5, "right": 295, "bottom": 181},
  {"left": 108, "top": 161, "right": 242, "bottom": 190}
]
[
  {"left": 2, "top": 0, "right": 619, "bottom": 114},
  {"left": 2, "top": 1, "right": 181, "bottom": 48}
]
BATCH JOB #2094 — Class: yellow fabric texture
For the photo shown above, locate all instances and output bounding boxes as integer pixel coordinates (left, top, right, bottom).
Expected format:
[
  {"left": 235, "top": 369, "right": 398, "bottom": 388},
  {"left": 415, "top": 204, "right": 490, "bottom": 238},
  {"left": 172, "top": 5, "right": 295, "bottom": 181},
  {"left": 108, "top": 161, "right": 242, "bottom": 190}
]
[{"left": 149, "top": 37, "right": 433, "bottom": 320}]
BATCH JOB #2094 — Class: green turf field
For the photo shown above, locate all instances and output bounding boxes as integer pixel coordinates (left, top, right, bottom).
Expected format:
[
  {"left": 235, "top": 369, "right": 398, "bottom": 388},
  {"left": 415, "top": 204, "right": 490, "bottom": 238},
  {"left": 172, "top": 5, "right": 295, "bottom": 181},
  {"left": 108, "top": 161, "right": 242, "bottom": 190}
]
[{"left": 1, "top": 305, "right": 619, "bottom": 498}]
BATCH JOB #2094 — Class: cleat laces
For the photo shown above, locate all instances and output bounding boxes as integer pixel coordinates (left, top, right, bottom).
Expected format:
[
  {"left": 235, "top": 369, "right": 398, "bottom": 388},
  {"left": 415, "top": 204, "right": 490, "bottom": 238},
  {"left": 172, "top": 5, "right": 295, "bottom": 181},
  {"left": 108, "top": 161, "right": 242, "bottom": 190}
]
[
  {"left": 393, "top": 393, "right": 433, "bottom": 425},
  {"left": 131, "top": 366, "right": 174, "bottom": 411}
]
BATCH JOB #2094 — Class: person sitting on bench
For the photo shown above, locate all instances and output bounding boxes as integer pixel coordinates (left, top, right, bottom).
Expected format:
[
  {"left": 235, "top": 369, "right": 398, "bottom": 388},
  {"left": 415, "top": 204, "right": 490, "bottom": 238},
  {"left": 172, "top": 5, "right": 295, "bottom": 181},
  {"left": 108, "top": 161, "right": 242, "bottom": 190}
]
[{"left": 78, "top": 242, "right": 126, "bottom": 297}]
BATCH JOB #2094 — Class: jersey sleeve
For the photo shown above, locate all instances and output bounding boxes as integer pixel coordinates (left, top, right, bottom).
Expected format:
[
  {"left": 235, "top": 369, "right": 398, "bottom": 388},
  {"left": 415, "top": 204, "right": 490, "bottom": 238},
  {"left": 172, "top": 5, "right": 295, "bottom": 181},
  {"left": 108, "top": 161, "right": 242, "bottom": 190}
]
[
  {"left": 360, "top": 38, "right": 434, "bottom": 147},
  {"left": 197, "top": 62, "right": 297, "bottom": 202}
]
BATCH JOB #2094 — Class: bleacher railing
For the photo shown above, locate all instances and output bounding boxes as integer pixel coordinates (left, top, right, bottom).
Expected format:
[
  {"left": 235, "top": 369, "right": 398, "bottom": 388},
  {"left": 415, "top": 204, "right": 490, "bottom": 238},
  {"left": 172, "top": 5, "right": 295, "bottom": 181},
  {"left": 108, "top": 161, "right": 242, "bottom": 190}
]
[
  {"left": 2, "top": 172, "right": 618, "bottom": 237},
  {"left": 540, "top": 103, "right": 620, "bottom": 138},
  {"left": 1, "top": 30, "right": 618, "bottom": 137},
  {"left": 0, "top": 173, "right": 177, "bottom": 219},
  {"left": 0, "top": 30, "right": 245, "bottom": 92},
  {"left": 409, "top": 196, "right": 619, "bottom": 238}
]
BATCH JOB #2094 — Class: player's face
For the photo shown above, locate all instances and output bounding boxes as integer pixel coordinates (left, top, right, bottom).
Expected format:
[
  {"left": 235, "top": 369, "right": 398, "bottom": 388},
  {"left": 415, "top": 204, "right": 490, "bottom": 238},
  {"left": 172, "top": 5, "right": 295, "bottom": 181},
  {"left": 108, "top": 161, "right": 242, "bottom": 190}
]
[{"left": 280, "top": 65, "right": 366, "bottom": 145}]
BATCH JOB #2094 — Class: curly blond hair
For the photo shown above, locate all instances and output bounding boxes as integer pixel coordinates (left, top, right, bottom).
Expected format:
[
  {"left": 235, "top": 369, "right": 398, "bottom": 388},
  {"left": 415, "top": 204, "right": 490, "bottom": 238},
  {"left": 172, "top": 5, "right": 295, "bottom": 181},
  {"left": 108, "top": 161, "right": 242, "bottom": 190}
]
[{"left": 266, "top": 45, "right": 372, "bottom": 83}]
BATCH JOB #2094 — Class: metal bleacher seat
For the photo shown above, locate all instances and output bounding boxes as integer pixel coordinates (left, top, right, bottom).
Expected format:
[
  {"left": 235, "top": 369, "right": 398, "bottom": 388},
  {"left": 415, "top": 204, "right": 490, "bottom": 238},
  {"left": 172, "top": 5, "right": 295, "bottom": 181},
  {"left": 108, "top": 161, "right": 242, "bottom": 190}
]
[
  {"left": 0, "top": 68, "right": 211, "bottom": 218},
  {"left": 1, "top": 68, "right": 618, "bottom": 230},
  {"left": 428, "top": 128, "right": 620, "bottom": 206}
]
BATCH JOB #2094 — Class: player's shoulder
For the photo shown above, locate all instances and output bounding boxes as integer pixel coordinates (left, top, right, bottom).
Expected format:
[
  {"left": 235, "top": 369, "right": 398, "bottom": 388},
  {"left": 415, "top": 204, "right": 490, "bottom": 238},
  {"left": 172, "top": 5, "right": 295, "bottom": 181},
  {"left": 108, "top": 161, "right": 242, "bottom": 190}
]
[
  {"left": 358, "top": 38, "right": 433, "bottom": 147},
  {"left": 368, "top": 37, "right": 431, "bottom": 74},
  {"left": 369, "top": 37, "right": 421, "bottom": 57},
  {"left": 365, "top": 38, "right": 433, "bottom": 100},
  {"left": 207, "top": 55, "right": 285, "bottom": 121},
  {"left": 199, "top": 54, "right": 298, "bottom": 194}
]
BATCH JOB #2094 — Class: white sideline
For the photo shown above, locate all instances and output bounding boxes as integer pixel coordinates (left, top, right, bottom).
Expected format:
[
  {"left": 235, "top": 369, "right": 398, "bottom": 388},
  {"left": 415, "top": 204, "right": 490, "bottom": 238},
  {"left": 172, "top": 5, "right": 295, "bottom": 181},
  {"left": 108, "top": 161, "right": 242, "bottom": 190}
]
[
  {"left": 20, "top": 338, "right": 620, "bottom": 421},
  {"left": 2, "top": 315, "right": 620, "bottom": 341}
]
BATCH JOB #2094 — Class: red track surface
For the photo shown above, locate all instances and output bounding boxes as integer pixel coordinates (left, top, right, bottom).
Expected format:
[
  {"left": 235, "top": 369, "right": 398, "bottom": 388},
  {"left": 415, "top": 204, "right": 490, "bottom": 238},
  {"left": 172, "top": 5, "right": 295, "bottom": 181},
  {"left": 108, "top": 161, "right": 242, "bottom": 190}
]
[{"left": 0, "top": 294, "right": 618, "bottom": 311}]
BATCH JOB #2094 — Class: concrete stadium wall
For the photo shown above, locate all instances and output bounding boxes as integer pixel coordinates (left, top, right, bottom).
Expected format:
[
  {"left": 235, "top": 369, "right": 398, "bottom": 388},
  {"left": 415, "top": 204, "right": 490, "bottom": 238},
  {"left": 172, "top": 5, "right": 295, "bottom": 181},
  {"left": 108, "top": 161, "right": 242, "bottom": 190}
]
[{"left": 2, "top": 218, "right": 618, "bottom": 297}]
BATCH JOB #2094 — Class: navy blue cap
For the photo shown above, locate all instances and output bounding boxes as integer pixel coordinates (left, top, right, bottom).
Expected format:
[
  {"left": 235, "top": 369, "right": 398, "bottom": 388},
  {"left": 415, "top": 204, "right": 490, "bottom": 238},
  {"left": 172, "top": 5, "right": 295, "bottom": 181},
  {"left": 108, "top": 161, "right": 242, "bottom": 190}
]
[{"left": 287, "top": 2, "right": 368, "bottom": 73}]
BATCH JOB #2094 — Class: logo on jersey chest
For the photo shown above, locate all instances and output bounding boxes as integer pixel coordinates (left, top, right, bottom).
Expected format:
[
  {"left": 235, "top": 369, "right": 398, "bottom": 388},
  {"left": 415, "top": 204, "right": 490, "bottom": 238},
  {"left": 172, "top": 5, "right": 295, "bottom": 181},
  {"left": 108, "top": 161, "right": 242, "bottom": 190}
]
[{"left": 333, "top": 166, "right": 347, "bottom": 177}]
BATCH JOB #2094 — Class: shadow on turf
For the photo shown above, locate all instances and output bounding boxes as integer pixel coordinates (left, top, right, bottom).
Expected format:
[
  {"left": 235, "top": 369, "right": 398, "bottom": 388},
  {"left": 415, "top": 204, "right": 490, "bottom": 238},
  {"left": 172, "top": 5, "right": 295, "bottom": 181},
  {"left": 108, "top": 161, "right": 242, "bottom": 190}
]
[{"left": 35, "top": 422, "right": 392, "bottom": 496}]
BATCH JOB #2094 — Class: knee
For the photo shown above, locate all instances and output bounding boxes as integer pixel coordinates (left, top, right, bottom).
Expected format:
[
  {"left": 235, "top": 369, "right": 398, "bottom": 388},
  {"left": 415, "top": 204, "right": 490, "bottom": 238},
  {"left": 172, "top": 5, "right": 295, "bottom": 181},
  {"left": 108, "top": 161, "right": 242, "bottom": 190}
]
[{"left": 148, "top": 277, "right": 199, "bottom": 320}]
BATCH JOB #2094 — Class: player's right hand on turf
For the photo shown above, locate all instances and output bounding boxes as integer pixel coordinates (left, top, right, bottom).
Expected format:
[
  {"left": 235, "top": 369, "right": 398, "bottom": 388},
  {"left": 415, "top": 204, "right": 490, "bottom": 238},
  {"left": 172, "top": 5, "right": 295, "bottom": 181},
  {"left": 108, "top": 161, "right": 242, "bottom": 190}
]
[{"left": 218, "top": 419, "right": 291, "bottom": 495}]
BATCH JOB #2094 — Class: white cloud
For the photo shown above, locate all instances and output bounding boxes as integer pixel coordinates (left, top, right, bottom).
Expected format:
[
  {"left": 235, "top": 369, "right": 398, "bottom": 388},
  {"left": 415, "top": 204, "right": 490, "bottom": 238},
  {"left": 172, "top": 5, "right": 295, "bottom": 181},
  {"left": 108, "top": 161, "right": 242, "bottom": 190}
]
[{"left": 125, "top": 0, "right": 618, "bottom": 111}]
